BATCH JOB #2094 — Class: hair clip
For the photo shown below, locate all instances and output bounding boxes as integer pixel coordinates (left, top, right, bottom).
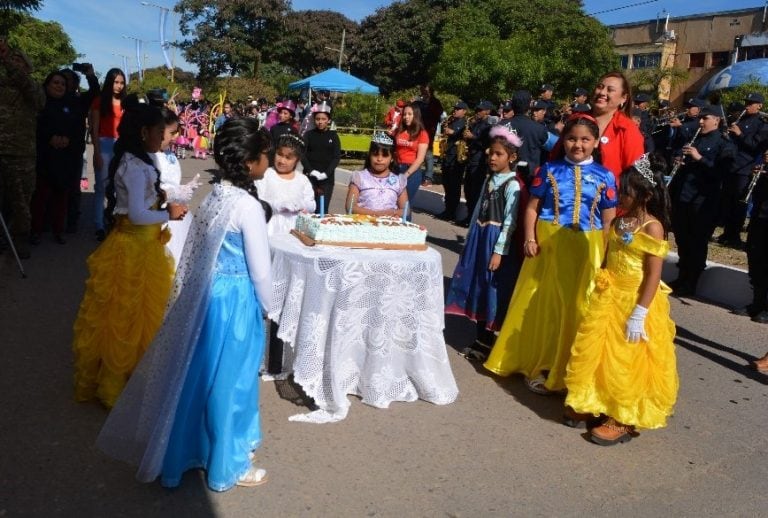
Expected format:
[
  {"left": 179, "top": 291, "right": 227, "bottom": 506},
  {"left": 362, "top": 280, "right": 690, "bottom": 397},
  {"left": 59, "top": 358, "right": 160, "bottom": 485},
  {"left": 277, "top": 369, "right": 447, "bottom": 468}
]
[
  {"left": 633, "top": 153, "right": 657, "bottom": 186},
  {"left": 277, "top": 133, "right": 305, "bottom": 150}
]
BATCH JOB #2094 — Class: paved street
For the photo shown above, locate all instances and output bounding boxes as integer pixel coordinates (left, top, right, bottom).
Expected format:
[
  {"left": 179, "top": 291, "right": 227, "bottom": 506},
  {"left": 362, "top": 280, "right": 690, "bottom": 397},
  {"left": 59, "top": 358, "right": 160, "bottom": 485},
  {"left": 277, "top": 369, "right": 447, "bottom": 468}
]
[{"left": 1, "top": 152, "right": 766, "bottom": 517}]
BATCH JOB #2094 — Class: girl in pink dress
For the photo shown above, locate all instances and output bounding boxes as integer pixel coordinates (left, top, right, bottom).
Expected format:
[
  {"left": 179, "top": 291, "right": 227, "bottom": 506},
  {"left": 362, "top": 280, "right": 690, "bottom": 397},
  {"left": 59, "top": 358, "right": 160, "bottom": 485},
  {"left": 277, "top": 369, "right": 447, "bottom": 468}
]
[{"left": 346, "top": 132, "right": 408, "bottom": 217}]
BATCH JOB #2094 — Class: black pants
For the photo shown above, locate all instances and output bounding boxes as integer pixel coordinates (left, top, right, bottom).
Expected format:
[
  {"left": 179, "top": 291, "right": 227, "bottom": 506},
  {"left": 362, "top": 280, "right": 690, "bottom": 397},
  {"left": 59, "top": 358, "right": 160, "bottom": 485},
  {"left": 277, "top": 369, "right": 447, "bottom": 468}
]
[
  {"left": 441, "top": 155, "right": 465, "bottom": 216},
  {"left": 719, "top": 174, "right": 750, "bottom": 241},
  {"left": 747, "top": 217, "right": 768, "bottom": 310},
  {"left": 463, "top": 159, "right": 487, "bottom": 219},
  {"left": 672, "top": 197, "right": 718, "bottom": 287}
]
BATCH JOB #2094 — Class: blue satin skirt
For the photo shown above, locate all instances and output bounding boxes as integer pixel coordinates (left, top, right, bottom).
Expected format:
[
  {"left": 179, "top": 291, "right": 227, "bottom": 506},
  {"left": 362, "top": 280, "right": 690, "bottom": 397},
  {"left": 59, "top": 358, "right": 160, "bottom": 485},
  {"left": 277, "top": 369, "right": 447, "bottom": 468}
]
[{"left": 160, "top": 233, "right": 265, "bottom": 492}]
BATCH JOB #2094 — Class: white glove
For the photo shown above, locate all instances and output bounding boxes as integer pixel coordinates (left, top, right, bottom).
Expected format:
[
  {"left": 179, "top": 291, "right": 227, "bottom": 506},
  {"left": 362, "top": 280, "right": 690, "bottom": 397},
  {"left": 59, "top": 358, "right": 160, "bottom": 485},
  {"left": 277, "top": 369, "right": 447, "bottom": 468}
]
[
  {"left": 625, "top": 304, "right": 649, "bottom": 343},
  {"left": 309, "top": 170, "right": 328, "bottom": 181}
]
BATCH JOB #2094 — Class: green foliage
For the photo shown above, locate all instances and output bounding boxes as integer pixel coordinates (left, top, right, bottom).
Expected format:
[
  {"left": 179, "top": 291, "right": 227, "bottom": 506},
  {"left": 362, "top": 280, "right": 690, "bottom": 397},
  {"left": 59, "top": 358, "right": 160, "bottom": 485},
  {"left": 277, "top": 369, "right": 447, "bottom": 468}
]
[
  {"left": 631, "top": 66, "right": 689, "bottom": 96},
  {"left": 211, "top": 76, "right": 277, "bottom": 104},
  {"left": 711, "top": 80, "right": 768, "bottom": 112},
  {"left": 280, "top": 10, "right": 359, "bottom": 76},
  {"left": 351, "top": 0, "right": 459, "bottom": 94},
  {"left": 258, "top": 62, "right": 301, "bottom": 95},
  {"left": 331, "top": 91, "right": 383, "bottom": 128},
  {"left": 5, "top": 14, "right": 77, "bottom": 83},
  {"left": 431, "top": 0, "right": 618, "bottom": 102},
  {"left": 0, "top": 0, "right": 41, "bottom": 9},
  {"left": 174, "top": 0, "right": 291, "bottom": 79}
]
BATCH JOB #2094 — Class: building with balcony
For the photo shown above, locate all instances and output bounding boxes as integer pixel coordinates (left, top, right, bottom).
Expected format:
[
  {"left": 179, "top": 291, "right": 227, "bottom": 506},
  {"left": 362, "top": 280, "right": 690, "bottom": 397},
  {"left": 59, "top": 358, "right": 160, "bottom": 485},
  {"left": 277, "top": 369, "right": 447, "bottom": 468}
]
[{"left": 610, "top": 6, "right": 768, "bottom": 105}]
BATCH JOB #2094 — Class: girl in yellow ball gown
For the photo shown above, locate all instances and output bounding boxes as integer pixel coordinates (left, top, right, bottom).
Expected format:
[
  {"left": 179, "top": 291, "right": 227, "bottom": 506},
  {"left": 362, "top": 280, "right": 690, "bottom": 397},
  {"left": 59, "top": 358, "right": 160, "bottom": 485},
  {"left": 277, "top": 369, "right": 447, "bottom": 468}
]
[
  {"left": 564, "top": 153, "right": 678, "bottom": 445},
  {"left": 72, "top": 100, "right": 186, "bottom": 408}
]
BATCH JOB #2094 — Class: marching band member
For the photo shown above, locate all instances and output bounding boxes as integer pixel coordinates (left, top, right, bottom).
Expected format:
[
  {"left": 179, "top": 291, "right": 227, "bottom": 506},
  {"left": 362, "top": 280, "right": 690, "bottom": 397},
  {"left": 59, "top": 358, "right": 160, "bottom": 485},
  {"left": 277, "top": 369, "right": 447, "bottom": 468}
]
[{"left": 437, "top": 101, "right": 469, "bottom": 222}]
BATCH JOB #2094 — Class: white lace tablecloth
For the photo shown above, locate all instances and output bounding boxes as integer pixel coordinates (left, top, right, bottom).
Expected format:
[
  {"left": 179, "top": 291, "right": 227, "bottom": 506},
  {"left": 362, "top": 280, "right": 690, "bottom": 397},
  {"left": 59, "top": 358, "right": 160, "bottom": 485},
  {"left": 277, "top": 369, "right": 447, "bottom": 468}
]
[{"left": 269, "top": 234, "right": 459, "bottom": 423}]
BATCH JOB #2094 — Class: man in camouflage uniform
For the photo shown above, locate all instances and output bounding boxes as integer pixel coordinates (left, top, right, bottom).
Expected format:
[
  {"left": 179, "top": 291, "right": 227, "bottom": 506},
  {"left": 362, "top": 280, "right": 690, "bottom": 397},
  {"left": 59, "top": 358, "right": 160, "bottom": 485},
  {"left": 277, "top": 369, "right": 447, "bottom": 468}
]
[{"left": 0, "top": 39, "right": 45, "bottom": 258}]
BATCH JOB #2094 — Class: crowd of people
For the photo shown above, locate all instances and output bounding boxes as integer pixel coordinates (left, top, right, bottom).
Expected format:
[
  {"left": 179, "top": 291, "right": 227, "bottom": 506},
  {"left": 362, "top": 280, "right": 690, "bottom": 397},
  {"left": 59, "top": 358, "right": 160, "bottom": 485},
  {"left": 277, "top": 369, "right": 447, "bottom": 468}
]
[{"left": 2, "top": 37, "right": 767, "bottom": 492}]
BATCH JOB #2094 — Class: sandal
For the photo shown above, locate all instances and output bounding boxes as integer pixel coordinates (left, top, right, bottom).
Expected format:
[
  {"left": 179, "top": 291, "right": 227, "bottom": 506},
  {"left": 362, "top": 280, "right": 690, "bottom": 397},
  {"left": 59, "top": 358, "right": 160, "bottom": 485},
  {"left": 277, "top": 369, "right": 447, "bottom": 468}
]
[
  {"left": 236, "top": 466, "right": 268, "bottom": 487},
  {"left": 589, "top": 418, "right": 634, "bottom": 446},
  {"left": 525, "top": 374, "right": 556, "bottom": 396}
]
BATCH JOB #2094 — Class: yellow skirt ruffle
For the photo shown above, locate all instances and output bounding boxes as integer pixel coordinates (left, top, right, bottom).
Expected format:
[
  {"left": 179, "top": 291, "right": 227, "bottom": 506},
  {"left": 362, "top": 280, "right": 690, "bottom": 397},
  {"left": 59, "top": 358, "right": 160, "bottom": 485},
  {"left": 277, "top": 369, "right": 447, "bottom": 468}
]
[
  {"left": 484, "top": 220, "right": 606, "bottom": 391},
  {"left": 72, "top": 217, "right": 174, "bottom": 408},
  {"left": 564, "top": 269, "right": 678, "bottom": 429}
]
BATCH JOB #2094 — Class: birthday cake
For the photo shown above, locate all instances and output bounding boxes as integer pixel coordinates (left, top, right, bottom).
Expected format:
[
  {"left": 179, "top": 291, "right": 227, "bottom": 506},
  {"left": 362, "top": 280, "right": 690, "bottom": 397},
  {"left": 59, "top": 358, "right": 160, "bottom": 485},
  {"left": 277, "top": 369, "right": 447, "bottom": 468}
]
[{"left": 294, "top": 213, "right": 427, "bottom": 250}]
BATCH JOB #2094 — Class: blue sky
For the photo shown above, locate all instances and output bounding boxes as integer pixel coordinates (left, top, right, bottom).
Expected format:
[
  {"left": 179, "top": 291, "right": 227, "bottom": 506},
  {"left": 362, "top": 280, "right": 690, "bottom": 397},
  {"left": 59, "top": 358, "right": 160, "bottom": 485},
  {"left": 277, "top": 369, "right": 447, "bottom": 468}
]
[{"left": 35, "top": 0, "right": 762, "bottom": 78}]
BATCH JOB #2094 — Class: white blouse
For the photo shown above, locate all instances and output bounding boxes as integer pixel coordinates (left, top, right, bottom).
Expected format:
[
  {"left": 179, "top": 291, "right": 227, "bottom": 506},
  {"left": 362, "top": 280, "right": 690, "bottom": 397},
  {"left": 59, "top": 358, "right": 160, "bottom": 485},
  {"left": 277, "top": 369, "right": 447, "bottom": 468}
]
[{"left": 113, "top": 153, "right": 169, "bottom": 225}]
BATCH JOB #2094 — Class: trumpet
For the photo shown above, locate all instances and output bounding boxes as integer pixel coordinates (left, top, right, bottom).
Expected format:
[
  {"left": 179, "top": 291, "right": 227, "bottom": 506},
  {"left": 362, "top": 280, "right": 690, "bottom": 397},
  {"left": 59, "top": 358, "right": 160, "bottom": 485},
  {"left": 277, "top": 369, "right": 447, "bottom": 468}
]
[
  {"left": 741, "top": 163, "right": 766, "bottom": 204},
  {"left": 666, "top": 127, "right": 702, "bottom": 184}
]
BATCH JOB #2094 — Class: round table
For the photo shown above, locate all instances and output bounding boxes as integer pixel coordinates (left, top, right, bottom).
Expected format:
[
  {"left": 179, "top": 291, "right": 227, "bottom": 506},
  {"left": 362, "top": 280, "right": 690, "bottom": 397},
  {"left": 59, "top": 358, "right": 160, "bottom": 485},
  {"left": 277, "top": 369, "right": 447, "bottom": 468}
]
[{"left": 269, "top": 234, "right": 459, "bottom": 423}]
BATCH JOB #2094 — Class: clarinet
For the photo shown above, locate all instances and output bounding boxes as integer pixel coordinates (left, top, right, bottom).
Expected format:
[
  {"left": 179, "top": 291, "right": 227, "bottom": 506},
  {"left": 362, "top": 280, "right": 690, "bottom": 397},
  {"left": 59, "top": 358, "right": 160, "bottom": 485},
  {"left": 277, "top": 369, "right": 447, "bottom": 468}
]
[
  {"left": 667, "top": 127, "right": 702, "bottom": 184},
  {"left": 741, "top": 163, "right": 765, "bottom": 204}
]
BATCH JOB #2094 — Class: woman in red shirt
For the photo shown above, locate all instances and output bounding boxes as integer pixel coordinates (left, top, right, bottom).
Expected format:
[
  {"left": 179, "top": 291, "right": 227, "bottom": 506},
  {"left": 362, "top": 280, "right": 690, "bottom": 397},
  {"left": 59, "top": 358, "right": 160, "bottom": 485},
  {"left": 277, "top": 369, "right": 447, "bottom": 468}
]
[
  {"left": 89, "top": 68, "right": 126, "bottom": 240},
  {"left": 590, "top": 71, "right": 645, "bottom": 184},
  {"left": 394, "top": 103, "right": 429, "bottom": 207}
]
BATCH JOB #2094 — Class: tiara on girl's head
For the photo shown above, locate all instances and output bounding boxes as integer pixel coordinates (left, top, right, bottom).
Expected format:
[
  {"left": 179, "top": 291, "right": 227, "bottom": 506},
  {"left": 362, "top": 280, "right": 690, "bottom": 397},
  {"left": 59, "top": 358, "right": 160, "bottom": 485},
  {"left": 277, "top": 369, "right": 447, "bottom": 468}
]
[
  {"left": 489, "top": 125, "right": 523, "bottom": 148},
  {"left": 633, "top": 153, "right": 657, "bottom": 186},
  {"left": 372, "top": 131, "right": 394, "bottom": 146},
  {"left": 277, "top": 133, "right": 305, "bottom": 151}
]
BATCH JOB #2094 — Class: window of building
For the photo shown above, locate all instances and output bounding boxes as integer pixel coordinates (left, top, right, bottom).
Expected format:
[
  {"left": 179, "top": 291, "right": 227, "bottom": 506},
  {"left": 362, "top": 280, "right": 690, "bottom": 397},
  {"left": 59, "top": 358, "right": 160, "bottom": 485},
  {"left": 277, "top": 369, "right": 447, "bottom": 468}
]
[
  {"left": 632, "top": 53, "right": 661, "bottom": 69},
  {"left": 619, "top": 55, "right": 630, "bottom": 69},
  {"left": 689, "top": 52, "right": 705, "bottom": 68},
  {"left": 710, "top": 51, "right": 730, "bottom": 68}
]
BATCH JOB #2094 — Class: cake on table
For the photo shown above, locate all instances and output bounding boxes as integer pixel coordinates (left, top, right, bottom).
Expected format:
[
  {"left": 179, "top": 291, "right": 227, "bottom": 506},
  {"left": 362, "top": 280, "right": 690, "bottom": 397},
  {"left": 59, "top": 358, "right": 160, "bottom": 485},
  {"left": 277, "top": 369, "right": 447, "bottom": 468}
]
[{"left": 294, "top": 213, "right": 427, "bottom": 250}]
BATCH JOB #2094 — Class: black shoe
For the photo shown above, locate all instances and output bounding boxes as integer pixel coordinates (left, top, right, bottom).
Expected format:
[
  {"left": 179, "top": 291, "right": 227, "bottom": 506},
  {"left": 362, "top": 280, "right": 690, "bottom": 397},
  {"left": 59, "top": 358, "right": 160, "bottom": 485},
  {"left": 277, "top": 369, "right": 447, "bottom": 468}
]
[
  {"left": 54, "top": 234, "right": 66, "bottom": 245},
  {"left": 672, "top": 283, "right": 695, "bottom": 297},
  {"left": 95, "top": 229, "right": 106, "bottom": 242},
  {"left": 733, "top": 304, "right": 761, "bottom": 318},
  {"left": 436, "top": 211, "right": 455, "bottom": 221},
  {"left": 751, "top": 310, "right": 768, "bottom": 324},
  {"left": 457, "top": 218, "right": 471, "bottom": 228}
]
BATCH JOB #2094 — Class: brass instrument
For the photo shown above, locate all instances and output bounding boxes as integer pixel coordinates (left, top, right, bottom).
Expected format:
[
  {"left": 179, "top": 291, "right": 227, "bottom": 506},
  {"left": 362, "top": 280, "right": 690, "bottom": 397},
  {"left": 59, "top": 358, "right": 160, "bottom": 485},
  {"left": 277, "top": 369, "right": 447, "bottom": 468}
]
[
  {"left": 741, "top": 163, "right": 765, "bottom": 204},
  {"left": 652, "top": 110, "right": 687, "bottom": 134},
  {"left": 666, "top": 127, "right": 702, "bottom": 184},
  {"left": 456, "top": 115, "right": 470, "bottom": 163}
]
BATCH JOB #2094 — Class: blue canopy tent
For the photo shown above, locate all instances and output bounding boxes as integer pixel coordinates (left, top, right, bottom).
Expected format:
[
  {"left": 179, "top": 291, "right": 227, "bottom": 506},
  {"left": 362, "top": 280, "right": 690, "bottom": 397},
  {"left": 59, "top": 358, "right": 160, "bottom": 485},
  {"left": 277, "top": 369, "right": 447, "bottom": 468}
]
[
  {"left": 288, "top": 67, "right": 380, "bottom": 95},
  {"left": 698, "top": 58, "right": 768, "bottom": 97}
]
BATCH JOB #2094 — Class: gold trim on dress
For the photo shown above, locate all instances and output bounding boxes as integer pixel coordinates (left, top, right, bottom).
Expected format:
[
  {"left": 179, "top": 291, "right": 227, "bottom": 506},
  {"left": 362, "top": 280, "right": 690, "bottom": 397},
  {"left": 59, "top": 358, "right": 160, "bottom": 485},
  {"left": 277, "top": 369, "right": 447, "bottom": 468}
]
[
  {"left": 571, "top": 165, "right": 582, "bottom": 229},
  {"left": 589, "top": 183, "right": 606, "bottom": 230},
  {"left": 547, "top": 170, "right": 560, "bottom": 225}
]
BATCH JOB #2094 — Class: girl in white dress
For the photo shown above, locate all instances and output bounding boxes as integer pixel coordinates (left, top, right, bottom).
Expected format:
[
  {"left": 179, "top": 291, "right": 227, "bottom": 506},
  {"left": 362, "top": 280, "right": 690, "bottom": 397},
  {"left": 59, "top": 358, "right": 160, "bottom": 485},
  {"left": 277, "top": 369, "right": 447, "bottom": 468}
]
[
  {"left": 151, "top": 108, "right": 201, "bottom": 266},
  {"left": 255, "top": 133, "right": 315, "bottom": 235}
]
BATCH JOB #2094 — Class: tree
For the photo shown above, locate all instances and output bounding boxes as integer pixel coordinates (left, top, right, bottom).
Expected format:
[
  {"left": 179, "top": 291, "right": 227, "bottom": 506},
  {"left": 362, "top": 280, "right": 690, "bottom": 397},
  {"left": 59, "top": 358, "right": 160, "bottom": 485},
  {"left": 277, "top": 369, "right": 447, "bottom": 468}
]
[
  {"left": 350, "top": 0, "right": 464, "bottom": 94},
  {"left": 432, "top": 0, "right": 618, "bottom": 102},
  {"left": 174, "top": 0, "right": 290, "bottom": 80},
  {"left": 280, "top": 10, "right": 359, "bottom": 76},
  {"left": 0, "top": 0, "right": 42, "bottom": 35},
  {"left": 6, "top": 14, "right": 77, "bottom": 83}
]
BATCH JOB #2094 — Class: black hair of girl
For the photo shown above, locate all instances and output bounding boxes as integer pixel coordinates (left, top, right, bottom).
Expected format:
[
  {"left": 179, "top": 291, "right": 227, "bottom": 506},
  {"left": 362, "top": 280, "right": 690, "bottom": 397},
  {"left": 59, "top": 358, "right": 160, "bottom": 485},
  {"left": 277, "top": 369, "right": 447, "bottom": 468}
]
[
  {"left": 364, "top": 141, "right": 399, "bottom": 172},
  {"left": 104, "top": 102, "right": 165, "bottom": 227},
  {"left": 562, "top": 115, "right": 599, "bottom": 140},
  {"left": 213, "top": 118, "right": 274, "bottom": 219},
  {"left": 160, "top": 107, "right": 180, "bottom": 126},
  {"left": 276, "top": 133, "right": 306, "bottom": 160},
  {"left": 99, "top": 68, "right": 126, "bottom": 116},
  {"left": 620, "top": 152, "right": 672, "bottom": 236},
  {"left": 399, "top": 102, "right": 426, "bottom": 139}
]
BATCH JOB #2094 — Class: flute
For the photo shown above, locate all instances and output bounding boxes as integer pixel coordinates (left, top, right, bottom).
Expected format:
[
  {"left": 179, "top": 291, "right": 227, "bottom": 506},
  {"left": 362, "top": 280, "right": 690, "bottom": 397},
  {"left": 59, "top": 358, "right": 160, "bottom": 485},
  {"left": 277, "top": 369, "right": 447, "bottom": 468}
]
[{"left": 667, "top": 127, "right": 702, "bottom": 184}]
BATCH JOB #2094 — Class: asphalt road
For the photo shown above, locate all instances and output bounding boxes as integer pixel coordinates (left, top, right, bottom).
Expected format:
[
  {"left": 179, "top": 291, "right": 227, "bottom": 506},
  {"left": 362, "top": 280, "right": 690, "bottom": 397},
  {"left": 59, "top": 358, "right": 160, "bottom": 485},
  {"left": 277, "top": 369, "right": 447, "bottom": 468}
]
[{"left": 1, "top": 152, "right": 766, "bottom": 517}]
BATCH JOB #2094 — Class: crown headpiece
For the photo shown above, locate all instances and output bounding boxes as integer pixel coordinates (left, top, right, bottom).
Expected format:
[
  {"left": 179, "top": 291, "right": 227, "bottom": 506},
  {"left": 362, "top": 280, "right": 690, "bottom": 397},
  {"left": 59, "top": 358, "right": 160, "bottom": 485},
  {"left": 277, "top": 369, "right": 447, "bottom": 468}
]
[
  {"left": 371, "top": 131, "right": 394, "bottom": 147},
  {"left": 633, "top": 154, "right": 656, "bottom": 187}
]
